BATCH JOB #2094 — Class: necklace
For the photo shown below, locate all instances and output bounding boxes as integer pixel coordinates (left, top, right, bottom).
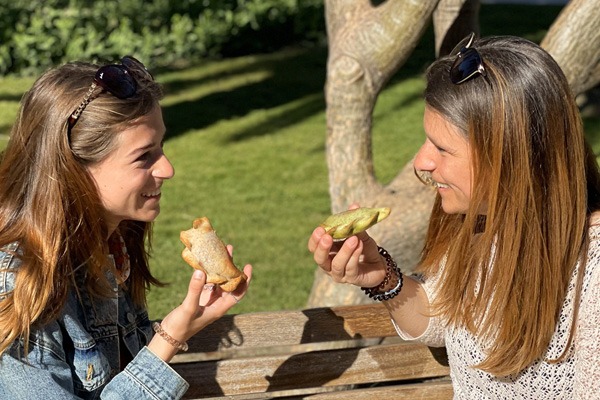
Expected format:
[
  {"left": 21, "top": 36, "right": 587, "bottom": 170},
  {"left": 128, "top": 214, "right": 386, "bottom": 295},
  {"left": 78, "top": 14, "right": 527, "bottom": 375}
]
[{"left": 108, "top": 232, "right": 131, "bottom": 285}]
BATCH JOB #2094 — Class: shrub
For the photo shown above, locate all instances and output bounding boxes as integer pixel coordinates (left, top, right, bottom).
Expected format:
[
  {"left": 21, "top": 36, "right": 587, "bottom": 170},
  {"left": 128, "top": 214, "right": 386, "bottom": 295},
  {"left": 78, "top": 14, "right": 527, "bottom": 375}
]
[{"left": 0, "top": 0, "right": 325, "bottom": 76}]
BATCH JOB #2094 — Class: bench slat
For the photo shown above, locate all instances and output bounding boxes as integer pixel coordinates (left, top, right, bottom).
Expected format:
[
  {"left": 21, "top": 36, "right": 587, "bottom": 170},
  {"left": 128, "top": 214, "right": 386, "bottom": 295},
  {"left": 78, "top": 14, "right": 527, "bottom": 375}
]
[
  {"left": 189, "top": 380, "right": 453, "bottom": 400},
  {"left": 176, "top": 303, "right": 399, "bottom": 363},
  {"left": 301, "top": 379, "right": 453, "bottom": 400},
  {"left": 176, "top": 342, "right": 450, "bottom": 399}
]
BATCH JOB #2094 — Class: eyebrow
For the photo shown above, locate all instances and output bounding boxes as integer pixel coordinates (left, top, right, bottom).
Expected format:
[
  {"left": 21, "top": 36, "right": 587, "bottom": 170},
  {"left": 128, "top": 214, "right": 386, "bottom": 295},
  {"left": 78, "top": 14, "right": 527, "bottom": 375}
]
[
  {"left": 425, "top": 134, "right": 443, "bottom": 148},
  {"left": 127, "top": 130, "right": 166, "bottom": 158}
]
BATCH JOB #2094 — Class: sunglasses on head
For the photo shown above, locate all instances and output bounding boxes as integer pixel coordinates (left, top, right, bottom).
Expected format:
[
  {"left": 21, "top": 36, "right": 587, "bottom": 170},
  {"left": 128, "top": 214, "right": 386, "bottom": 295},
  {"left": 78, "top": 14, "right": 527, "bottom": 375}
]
[
  {"left": 449, "top": 32, "right": 486, "bottom": 85},
  {"left": 67, "top": 56, "right": 153, "bottom": 135}
]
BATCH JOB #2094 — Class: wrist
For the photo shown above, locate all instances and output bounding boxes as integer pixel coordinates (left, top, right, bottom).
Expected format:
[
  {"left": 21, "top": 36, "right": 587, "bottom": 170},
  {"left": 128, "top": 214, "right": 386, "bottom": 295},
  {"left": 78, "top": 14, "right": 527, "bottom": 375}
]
[
  {"left": 361, "top": 246, "right": 403, "bottom": 301},
  {"left": 148, "top": 335, "right": 179, "bottom": 362},
  {"left": 153, "top": 321, "right": 189, "bottom": 351},
  {"left": 378, "top": 266, "right": 400, "bottom": 292}
]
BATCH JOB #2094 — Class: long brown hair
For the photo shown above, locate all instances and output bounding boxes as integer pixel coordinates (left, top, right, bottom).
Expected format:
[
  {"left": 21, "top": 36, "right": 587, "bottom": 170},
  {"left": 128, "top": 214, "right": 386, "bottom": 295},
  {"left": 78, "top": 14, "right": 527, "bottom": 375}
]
[
  {"left": 0, "top": 61, "right": 164, "bottom": 356},
  {"left": 419, "top": 36, "right": 600, "bottom": 376}
]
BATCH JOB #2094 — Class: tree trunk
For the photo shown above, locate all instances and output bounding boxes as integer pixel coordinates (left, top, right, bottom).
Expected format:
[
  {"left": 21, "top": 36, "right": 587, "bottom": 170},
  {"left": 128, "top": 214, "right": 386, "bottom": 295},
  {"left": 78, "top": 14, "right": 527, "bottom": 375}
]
[
  {"left": 323, "top": 0, "right": 441, "bottom": 214},
  {"left": 541, "top": 0, "right": 600, "bottom": 96},
  {"left": 307, "top": 0, "right": 443, "bottom": 307},
  {"left": 433, "top": 0, "right": 480, "bottom": 57}
]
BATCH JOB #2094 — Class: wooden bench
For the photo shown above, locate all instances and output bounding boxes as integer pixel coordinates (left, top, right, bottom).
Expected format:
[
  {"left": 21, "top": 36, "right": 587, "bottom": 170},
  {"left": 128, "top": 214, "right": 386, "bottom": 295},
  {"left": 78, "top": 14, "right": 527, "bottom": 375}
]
[{"left": 170, "top": 303, "right": 452, "bottom": 399}]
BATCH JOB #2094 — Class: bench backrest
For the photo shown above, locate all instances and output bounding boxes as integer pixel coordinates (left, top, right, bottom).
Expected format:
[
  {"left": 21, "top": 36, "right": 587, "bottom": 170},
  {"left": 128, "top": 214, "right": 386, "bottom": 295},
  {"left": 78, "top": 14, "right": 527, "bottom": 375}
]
[{"left": 170, "top": 303, "right": 452, "bottom": 399}]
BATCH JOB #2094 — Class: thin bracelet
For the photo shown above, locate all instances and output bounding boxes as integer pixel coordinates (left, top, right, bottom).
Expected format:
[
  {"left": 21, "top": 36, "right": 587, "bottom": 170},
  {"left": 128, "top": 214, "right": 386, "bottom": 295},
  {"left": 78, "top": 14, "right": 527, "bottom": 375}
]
[
  {"left": 152, "top": 322, "right": 189, "bottom": 352},
  {"left": 361, "top": 246, "right": 403, "bottom": 301}
]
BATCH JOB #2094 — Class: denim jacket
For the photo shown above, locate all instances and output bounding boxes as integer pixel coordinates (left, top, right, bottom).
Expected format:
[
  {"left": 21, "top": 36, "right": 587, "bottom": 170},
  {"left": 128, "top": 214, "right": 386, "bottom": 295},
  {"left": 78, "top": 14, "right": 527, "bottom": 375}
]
[{"left": 0, "top": 242, "right": 189, "bottom": 399}]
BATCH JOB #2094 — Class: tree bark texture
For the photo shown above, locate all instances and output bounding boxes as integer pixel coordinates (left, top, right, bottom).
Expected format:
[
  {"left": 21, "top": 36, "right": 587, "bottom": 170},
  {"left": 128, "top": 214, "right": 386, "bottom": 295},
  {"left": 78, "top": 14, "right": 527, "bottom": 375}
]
[
  {"left": 541, "top": 0, "right": 600, "bottom": 96},
  {"left": 433, "top": 0, "right": 480, "bottom": 57},
  {"left": 323, "top": 0, "right": 441, "bottom": 213},
  {"left": 308, "top": 0, "right": 443, "bottom": 307}
]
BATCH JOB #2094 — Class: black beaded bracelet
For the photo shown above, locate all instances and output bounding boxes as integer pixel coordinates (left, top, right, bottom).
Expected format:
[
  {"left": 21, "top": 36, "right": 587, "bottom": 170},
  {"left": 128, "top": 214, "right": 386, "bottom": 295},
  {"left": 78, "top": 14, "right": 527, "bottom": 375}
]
[{"left": 361, "top": 246, "right": 403, "bottom": 301}]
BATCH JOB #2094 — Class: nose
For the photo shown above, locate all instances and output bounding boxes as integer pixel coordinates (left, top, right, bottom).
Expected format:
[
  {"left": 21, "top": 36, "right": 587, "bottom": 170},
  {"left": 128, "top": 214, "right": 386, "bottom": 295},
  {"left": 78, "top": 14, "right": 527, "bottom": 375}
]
[
  {"left": 413, "top": 140, "right": 436, "bottom": 173},
  {"left": 152, "top": 153, "right": 175, "bottom": 180}
]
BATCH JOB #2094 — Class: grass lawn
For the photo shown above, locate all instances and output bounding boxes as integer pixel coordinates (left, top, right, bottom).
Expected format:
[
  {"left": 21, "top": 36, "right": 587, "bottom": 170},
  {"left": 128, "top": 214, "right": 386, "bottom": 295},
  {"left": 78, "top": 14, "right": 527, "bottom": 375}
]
[{"left": 0, "top": 4, "right": 597, "bottom": 319}]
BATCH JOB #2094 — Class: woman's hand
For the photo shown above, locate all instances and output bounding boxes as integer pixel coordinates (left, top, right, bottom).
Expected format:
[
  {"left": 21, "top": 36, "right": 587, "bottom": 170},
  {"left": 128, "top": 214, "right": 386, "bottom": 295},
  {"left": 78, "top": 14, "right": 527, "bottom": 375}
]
[
  {"left": 148, "top": 246, "right": 252, "bottom": 362},
  {"left": 309, "top": 206, "right": 431, "bottom": 339},
  {"left": 308, "top": 208, "right": 386, "bottom": 289}
]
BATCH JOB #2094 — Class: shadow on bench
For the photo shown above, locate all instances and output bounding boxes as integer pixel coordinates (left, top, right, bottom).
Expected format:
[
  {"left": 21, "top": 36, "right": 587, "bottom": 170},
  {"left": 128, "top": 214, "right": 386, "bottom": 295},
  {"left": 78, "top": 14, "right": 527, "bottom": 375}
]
[{"left": 170, "top": 303, "right": 452, "bottom": 399}]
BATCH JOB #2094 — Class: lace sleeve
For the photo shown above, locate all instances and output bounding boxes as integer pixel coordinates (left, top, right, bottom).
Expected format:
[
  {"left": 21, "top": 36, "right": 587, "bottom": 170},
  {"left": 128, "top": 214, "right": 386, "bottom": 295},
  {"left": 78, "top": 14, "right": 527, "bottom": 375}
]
[{"left": 574, "top": 243, "right": 600, "bottom": 398}]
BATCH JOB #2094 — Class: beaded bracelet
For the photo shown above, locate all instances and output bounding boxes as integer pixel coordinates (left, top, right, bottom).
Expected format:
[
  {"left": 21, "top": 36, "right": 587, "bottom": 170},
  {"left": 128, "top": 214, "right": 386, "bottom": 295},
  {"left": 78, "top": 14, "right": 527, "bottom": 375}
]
[
  {"left": 152, "top": 322, "right": 189, "bottom": 352},
  {"left": 361, "top": 246, "right": 403, "bottom": 301}
]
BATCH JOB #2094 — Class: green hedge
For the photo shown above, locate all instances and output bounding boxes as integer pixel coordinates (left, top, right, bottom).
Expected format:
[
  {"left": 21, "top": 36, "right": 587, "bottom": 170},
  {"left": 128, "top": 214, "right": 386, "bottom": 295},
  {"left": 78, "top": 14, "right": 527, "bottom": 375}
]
[{"left": 0, "top": 0, "right": 325, "bottom": 76}]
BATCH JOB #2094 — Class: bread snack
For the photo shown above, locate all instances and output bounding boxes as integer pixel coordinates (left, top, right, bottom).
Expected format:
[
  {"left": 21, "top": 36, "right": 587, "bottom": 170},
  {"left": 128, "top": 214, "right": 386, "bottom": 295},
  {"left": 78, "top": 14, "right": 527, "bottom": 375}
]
[
  {"left": 180, "top": 217, "right": 247, "bottom": 292},
  {"left": 319, "top": 207, "right": 391, "bottom": 240}
]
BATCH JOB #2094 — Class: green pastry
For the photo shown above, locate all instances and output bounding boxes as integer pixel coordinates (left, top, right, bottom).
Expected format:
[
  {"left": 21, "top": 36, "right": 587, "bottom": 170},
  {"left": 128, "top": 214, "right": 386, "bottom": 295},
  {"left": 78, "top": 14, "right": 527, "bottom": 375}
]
[{"left": 319, "top": 207, "right": 391, "bottom": 239}]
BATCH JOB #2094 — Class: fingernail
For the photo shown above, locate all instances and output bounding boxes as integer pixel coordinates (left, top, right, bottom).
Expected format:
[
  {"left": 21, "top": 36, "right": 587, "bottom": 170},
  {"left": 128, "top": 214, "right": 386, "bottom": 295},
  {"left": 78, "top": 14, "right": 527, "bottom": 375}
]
[
  {"left": 203, "top": 284, "right": 215, "bottom": 292},
  {"left": 193, "top": 270, "right": 203, "bottom": 280}
]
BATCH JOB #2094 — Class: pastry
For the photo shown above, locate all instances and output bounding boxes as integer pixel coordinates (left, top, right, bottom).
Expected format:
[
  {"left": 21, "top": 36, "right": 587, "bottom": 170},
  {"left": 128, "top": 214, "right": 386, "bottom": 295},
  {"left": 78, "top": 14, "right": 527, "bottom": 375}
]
[
  {"left": 319, "top": 207, "right": 391, "bottom": 239},
  {"left": 180, "top": 217, "right": 247, "bottom": 292}
]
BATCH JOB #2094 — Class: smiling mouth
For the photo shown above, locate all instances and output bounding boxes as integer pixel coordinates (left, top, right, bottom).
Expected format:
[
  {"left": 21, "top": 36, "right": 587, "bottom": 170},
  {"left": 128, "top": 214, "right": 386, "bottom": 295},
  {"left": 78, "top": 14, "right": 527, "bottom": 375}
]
[
  {"left": 415, "top": 170, "right": 449, "bottom": 189},
  {"left": 142, "top": 190, "right": 161, "bottom": 198}
]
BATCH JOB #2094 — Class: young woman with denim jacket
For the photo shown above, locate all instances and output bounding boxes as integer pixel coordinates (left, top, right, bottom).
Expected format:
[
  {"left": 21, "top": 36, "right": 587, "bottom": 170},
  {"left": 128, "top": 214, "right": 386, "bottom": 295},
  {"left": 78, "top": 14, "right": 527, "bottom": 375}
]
[{"left": 0, "top": 58, "right": 252, "bottom": 399}]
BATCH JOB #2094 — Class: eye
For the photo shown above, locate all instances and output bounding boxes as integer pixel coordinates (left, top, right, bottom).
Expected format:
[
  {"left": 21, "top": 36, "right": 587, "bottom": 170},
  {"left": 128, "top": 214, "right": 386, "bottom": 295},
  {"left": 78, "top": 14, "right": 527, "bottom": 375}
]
[
  {"left": 432, "top": 141, "right": 455, "bottom": 155},
  {"left": 425, "top": 137, "right": 446, "bottom": 154},
  {"left": 136, "top": 151, "right": 151, "bottom": 162}
]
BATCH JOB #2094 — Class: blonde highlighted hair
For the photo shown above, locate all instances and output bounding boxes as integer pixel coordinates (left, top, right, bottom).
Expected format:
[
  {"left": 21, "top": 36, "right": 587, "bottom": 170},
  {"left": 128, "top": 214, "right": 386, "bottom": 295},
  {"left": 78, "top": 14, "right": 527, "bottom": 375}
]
[
  {"left": 0, "top": 61, "right": 164, "bottom": 356},
  {"left": 419, "top": 36, "right": 600, "bottom": 376}
]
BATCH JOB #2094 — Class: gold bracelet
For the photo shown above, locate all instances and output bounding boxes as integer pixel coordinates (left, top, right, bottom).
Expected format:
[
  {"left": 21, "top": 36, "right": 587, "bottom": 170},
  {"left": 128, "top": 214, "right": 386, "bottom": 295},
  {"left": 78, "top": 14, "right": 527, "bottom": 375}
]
[{"left": 152, "top": 322, "right": 189, "bottom": 352}]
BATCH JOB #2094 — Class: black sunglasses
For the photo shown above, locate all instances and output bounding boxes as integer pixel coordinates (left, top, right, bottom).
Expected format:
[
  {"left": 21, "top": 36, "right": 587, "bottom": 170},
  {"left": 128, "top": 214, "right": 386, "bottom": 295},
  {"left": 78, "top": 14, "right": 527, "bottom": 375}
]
[
  {"left": 449, "top": 32, "right": 486, "bottom": 85},
  {"left": 67, "top": 56, "right": 153, "bottom": 134}
]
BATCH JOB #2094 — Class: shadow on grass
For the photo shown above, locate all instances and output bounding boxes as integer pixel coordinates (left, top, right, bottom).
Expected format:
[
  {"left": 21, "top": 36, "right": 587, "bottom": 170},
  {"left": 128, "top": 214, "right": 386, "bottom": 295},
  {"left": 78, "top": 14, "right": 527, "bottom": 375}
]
[
  {"left": 159, "top": 28, "right": 440, "bottom": 143},
  {"left": 159, "top": 32, "right": 439, "bottom": 143},
  {"left": 0, "top": 94, "right": 24, "bottom": 102},
  {"left": 159, "top": 4, "right": 566, "bottom": 144},
  {"left": 160, "top": 46, "right": 329, "bottom": 141}
]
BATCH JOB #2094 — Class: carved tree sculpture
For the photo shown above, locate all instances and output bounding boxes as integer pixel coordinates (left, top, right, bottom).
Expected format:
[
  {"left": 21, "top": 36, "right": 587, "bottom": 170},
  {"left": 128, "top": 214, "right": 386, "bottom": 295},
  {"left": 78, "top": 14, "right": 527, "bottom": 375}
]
[{"left": 307, "top": 0, "right": 600, "bottom": 307}]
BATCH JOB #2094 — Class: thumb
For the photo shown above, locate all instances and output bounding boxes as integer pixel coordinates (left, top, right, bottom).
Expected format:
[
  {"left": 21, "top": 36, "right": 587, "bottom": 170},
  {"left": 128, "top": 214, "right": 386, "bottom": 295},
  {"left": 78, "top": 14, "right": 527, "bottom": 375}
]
[
  {"left": 182, "top": 269, "right": 206, "bottom": 310},
  {"left": 348, "top": 202, "right": 360, "bottom": 210}
]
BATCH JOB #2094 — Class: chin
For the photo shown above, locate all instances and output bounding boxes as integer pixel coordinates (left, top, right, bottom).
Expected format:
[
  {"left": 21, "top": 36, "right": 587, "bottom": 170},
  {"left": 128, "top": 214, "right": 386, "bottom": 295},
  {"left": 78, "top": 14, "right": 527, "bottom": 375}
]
[
  {"left": 441, "top": 204, "right": 468, "bottom": 215},
  {"left": 136, "top": 210, "right": 161, "bottom": 223}
]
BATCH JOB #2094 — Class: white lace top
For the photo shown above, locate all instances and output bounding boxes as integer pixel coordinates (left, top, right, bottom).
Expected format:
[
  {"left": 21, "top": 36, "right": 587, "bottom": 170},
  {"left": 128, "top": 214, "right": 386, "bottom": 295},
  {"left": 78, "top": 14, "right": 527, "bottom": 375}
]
[{"left": 395, "top": 224, "right": 600, "bottom": 399}]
